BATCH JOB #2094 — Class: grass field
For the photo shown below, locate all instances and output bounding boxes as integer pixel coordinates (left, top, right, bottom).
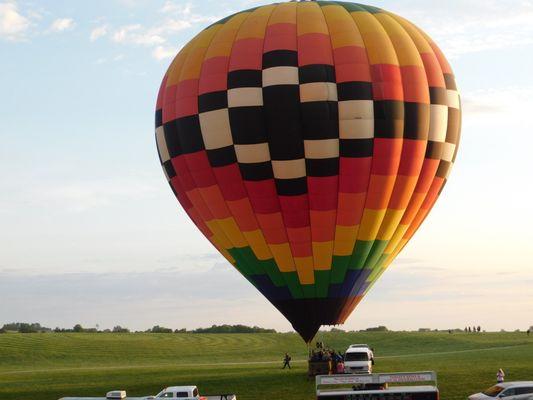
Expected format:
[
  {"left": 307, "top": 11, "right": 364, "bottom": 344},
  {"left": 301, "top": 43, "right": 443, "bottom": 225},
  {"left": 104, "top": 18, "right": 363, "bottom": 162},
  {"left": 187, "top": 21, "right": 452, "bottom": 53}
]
[{"left": 0, "top": 331, "right": 531, "bottom": 400}]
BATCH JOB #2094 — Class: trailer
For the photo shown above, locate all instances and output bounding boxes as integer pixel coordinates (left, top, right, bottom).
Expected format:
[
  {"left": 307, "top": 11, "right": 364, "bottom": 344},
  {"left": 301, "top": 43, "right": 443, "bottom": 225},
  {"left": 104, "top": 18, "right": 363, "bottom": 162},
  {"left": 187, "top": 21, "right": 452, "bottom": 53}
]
[{"left": 315, "top": 371, "right": 439, "bottom": 400}]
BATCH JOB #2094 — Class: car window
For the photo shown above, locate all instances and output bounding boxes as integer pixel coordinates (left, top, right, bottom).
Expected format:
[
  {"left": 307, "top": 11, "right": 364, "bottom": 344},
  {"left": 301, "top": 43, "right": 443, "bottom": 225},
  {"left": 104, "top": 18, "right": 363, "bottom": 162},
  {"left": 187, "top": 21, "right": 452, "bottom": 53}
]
[
  {"left": 176, "top": 392, "right": 189, "bottom": 398},
  {"left": 516, "top": 387, "right": 533, "bottom": 395},
  {"left": 345, "top": 352, "right": 369, "bottom": 362},
  {"left": 500, "top": 389, "right": 516, "bottom": 397},
  {"left": 483, "top": 385, "right": 505, "bottom": 397}
]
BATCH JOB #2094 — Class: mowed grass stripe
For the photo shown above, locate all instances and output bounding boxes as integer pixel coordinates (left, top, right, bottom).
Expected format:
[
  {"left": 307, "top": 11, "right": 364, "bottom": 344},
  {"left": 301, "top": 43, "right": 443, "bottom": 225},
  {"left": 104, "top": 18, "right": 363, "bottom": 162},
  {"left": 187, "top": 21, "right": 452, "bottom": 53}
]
[{"left": 0, "top": 332, "right": 532, "bottom": 400}]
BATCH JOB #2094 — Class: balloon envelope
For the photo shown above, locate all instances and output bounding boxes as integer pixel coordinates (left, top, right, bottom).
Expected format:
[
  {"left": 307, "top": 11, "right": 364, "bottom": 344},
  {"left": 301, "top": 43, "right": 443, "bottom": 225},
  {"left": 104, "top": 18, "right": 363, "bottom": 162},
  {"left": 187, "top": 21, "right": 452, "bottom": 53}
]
[{"left": 155, "top": 1, "right": 461, "bottom": 342}]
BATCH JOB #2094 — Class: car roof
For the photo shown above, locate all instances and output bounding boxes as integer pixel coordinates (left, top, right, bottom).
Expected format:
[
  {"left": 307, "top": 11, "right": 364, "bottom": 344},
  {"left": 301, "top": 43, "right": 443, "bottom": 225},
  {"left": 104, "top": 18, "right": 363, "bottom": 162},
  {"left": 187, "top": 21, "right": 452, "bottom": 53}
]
[
  {"left": 164, "top": 386, "right": 197, "bottom": 392},
  {"left": 497, "top": 382, "right": 533, "bottom": 388},
  {"left": 346, "top": 347, "right": 371, "bottom": 352}
]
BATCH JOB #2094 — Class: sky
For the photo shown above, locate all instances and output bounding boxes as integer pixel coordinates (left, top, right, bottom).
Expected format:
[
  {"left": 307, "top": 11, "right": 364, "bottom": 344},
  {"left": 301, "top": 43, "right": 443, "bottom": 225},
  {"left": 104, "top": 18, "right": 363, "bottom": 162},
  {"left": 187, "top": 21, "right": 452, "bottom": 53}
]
[{"left": 0, "top": 0, "right": 532, "bottom": 333}]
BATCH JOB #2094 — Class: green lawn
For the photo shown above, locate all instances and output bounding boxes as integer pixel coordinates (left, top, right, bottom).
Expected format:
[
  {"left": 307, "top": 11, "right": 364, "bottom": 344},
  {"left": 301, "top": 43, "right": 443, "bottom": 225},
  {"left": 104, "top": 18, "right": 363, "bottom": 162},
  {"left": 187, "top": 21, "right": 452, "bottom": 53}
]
[{"left": 0, "top": 331, "right": 531, "bottom": 400}]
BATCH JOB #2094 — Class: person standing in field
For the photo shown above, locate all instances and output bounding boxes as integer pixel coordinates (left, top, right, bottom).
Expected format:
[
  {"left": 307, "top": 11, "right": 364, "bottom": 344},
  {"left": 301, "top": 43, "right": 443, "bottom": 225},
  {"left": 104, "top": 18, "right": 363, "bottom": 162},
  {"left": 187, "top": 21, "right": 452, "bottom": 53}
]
[
  {"left": 497, "top": 369, "right": 505, "bottom": 383},
  {"left": 282, "top": 353, "right": 292, "bottom": 369}
]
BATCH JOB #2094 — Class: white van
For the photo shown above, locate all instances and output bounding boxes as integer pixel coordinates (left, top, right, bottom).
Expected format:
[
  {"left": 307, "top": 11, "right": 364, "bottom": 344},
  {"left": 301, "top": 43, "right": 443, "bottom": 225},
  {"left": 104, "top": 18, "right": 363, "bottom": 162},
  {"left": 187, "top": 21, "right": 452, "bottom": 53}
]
[{"left": 343, "top": 344, "right": 374, "bottom": 374}]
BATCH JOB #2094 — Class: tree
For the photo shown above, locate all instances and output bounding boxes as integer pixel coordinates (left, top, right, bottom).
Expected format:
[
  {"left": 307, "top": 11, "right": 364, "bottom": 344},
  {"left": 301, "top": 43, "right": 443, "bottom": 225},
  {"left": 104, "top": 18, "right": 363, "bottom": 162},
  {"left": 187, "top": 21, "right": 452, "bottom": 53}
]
[
  {"left": 149, "top": 325, "right": 173, "bottom": 333},
  {"left": 365, "top": 326, "right": 388, "bottom": 332},
  {"left": 112, "top": 326, "right": 130, "bottom": 333},
  {"left": 73, "top": 324, "right": 84, "bottom": 333}
]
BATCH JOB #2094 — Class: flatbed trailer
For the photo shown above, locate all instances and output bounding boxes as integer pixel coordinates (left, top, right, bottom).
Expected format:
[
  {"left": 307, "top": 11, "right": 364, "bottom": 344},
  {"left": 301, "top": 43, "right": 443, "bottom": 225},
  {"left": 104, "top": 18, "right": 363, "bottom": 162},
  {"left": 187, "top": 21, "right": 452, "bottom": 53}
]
[{"left": 316, "top": 371, "right": 439, "bottom": 400}]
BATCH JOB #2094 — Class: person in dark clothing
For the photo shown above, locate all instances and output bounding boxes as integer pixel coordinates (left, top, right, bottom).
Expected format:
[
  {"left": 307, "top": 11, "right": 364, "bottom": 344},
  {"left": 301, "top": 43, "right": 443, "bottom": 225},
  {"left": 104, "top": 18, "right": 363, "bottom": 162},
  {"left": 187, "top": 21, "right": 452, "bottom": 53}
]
[{"left": 282, "top": 353, "right": 292, "bottom": 369}]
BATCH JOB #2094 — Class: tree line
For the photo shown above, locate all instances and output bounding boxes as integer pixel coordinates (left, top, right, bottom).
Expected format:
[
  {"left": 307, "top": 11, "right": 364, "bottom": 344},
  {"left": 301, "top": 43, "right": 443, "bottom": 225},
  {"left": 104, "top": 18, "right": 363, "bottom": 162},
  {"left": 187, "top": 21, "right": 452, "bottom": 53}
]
[{"left": 0, "top": 322, "right": 276, "bottom": 334}]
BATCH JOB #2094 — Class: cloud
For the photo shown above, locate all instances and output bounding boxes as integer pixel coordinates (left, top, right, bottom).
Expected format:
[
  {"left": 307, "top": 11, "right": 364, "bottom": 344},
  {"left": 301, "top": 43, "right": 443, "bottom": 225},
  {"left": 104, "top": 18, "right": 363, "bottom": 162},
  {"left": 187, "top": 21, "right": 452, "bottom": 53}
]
[
  {"left": 152, "top": 44, "right": 178, "bottom": 60},
  {"left": 392, "top": 0, "right": 533, "bottom": 58},
  {"left": 110, "top": 3, "right": 219, "bottom": 59},
  {"left": 90, "top": 24, "right": 108, "bottom": 41},
  {"left": 112, "top": 24, "right": 165, "bottom": 46},
  {"left": 0, "top": 2, "right": 30, "bottom": 41},
  {"left": 49, "top": 17, "right": 74, "bottom": 33}
]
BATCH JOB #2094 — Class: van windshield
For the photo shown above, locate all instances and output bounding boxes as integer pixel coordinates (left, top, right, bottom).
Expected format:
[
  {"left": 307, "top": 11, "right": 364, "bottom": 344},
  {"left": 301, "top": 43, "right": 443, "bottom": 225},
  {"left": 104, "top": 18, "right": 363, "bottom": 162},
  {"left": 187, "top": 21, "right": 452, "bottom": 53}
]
[
  {"left": 482, "top": 386, "right": 505, "bottom": 397},
  {"left": 345, "top": 352, "right": 369, "bottom": 361}
]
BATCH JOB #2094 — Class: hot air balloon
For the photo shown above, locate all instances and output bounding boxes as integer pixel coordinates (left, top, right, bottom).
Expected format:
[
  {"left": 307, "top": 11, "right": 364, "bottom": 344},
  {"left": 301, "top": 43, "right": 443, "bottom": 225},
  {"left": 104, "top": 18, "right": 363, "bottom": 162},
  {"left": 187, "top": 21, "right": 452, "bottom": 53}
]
[{"left": 154, "top": 1, "right": 461, "bottom": 342}]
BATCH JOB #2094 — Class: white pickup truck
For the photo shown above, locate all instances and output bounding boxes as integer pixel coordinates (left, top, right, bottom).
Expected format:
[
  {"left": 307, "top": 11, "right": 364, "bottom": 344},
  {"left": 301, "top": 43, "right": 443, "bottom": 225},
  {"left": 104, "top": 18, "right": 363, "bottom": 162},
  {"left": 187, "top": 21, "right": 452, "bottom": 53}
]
[{"left": 59, "top": 385, "right": 236, "bottom": 400}]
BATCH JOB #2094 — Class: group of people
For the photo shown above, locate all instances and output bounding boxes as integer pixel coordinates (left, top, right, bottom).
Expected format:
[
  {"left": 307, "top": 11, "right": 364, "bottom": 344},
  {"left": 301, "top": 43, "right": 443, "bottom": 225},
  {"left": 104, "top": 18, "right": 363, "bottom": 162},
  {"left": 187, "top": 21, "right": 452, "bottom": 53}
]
[
  {"left": 465, "top": 326, "right": 482, "bottom": 333},
  {"left": 283, "top": 341, "right": 346, "bottom": 373}
]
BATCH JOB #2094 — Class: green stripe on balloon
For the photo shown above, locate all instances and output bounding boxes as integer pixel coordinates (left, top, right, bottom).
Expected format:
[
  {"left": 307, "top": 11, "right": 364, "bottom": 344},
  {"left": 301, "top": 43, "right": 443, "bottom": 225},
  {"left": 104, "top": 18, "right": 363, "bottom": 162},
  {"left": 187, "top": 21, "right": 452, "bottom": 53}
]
[
  {"left": 364, "top": 240, "right": 390, "bottom": 269},
  {"left": 314, "top": 270, "right": 331, "bottom": 298},
  {"left": 331, "top": 255, "right": 351, "bottom": 284}
]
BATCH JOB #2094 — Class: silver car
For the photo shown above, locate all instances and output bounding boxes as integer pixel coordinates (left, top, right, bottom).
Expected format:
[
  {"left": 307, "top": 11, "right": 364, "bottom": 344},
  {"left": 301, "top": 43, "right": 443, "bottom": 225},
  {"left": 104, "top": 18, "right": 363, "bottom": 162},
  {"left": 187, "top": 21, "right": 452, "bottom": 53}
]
[{"left": 469, "top": 382, "right": 533, "bottom": 400}]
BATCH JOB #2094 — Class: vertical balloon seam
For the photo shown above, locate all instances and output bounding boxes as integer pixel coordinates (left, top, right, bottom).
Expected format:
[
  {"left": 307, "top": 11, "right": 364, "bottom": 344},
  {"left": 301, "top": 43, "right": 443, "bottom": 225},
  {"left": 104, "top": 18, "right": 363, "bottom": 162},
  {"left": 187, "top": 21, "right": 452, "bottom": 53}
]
[
  {"left": 328, "top": 1, "right": 375, "bottom": 322},
  {"left": 356, "top": 10, "right": 428, "bottom": 283},
  {"left": 202, "top": 9, "right": 274, "bottom": 285},
  {"left": 387, "top": 14, "right": 459, "bottom": 257},
  {"left": 363, "top": 13, "right": 461, "bottom": 292},
  {"left": 252, "top": 3, "right": 306, "bottom": 300},
  {"left": 301, "top": 0, "right": 338, "bottom": 332},
  {"left": 159, "top": 39, "right": 240, "bottom": 266},
  {"left": 366, "top": 14, "right": 437, "bottom": 280},
  {"left": 330, "top": 2, "right": 374, "bottom": 322},
  {"left": 259, "top": 4, "right": 307, "bottom": 299},
  {"left": 272, "top": 2, "right": 316, "bottom": 294},
  {"left": 172, "top": 22, "right": 244, "bottom": 272},
  {"left": 156, "top": 35, "right": 228, "bottom": 261},
  {"left": 342, "top": 4, "right": 403, "bottom": 319},
  {"left": 347, "top": 8, "right": 407, "bottom": 285},
  {"left": 195, "top": 12, "right": 273, "bottom": 287},
  {"left": 372, "top": 13, "right": 446, "bottom": 274},
  {"left": 293, "top": 2, "right": 315, "bottom": 295},
  {"left": 259, "top": 2, "right": 302, "bottom": 296},
  {"left": 317, "top": 1, "right": 360, "bottom": 326},
  {"left": 324, "top": 2, "right": 374, "bottom": 321},
  {"left": 175, "top": 26, "right": 242, "bottom": 265},
  {"left": 297, "top": 1, "right": 334, "bottom": 306},
  {"left": 315, "top": 1, "right": 341, "bottom": 320},
  {"left": 222, "top": 4, "right": 302, "bottom": 301},
  {"left": 355, "top": 14, "right": 439, "bottom": 298}
]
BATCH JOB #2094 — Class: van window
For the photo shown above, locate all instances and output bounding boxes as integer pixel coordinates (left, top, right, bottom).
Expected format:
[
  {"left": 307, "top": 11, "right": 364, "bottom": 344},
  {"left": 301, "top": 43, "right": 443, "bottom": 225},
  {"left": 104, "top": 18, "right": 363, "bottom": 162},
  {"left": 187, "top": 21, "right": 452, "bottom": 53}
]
[
  {"left": 500, "top": 389, "right": 516, "bottom": 397},
  {"left": 516, "top": 387, "right": 533, "bottom": 395},
  {"left": 193, "top": 388, "right": 199, "bottom": 397},
  {"left": 157, "top": 393, "right": 174, "bottom": 398},
  {"left": 345, "top": 352, "right": 369, "bottom": 362},
  {"left": 176, "top": 392, "right": 189, "bottom": 398}
]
